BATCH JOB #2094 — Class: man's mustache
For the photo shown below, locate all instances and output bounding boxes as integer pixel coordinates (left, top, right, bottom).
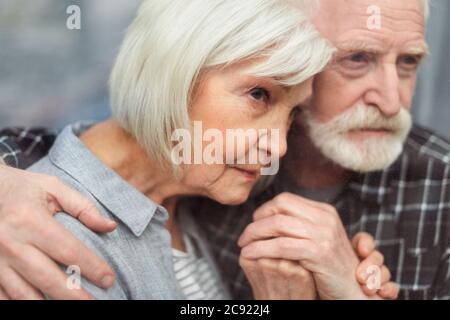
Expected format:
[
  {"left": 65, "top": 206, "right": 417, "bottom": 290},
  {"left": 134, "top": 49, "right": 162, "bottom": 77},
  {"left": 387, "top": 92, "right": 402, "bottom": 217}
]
[{"left": 322, "top": 105, "right": 412, "bottom": 135}]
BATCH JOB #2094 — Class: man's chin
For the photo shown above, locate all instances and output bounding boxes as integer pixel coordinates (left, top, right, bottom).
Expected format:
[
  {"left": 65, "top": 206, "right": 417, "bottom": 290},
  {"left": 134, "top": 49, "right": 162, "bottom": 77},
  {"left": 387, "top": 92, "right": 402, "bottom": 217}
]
[{"left": 317, "top": 137, "right": 405, "bottom": 173}]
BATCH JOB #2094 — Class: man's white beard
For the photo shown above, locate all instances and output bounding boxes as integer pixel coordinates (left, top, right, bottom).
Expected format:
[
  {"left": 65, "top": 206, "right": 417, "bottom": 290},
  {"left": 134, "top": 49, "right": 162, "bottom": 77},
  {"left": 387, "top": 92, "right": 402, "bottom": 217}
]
[{"left": 302, "top": 104, "right": 413, "bottom": 173}]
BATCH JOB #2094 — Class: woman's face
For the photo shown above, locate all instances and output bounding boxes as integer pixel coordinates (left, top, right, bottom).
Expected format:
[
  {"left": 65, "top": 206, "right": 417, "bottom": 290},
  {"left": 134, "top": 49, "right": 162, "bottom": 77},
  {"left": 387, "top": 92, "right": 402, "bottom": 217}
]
[{"left": 179, "top": 60, "right": 313, "bottom": 205}]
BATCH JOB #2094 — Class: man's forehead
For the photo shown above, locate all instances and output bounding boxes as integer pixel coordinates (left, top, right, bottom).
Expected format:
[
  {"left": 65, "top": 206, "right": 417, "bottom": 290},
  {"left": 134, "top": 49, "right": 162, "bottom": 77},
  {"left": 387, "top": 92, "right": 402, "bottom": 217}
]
[
  {"left": 316, "top": 0, "right": 425, "bottom": 17},
  {"left": 313, "top": 0, "right": 426, "bottom": 40}
]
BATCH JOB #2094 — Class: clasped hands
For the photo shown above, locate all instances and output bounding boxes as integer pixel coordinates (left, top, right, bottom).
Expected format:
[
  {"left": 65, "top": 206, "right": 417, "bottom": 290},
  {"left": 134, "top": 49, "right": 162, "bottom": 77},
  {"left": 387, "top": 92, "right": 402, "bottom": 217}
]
[{"left": 238, "top": 193, "right": 398, "bottom": 300}]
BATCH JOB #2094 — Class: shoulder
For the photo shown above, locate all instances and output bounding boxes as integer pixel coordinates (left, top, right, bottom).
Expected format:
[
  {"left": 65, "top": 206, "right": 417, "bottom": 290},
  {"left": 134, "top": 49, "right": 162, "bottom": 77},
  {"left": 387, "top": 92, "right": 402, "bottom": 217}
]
[
  {"left": 27, "top": 157, "right": 128, "bottom": 299},
  {"left": 404, "top": 124, "right": 450, "bottom": 190},
  {"left": 52, "top": 212, "right": 128, "bottom": 299},
  {"left": 404, "top": 125, "right": 450, "bottom": 169},
  {"left": 28, "top": 156, "right": 103, "bottom": 211},
  {"left": 350, "top": 126, "right": 450, "bottom": 250},
  {"left": 354, "top": 124, "right": 450, "bottom": 216},
  {"left": 384, "top": 126, "right": 450, "bottom": 242},
  {"left": 381, "top": 125, "right": 450, "bottom": 184}
]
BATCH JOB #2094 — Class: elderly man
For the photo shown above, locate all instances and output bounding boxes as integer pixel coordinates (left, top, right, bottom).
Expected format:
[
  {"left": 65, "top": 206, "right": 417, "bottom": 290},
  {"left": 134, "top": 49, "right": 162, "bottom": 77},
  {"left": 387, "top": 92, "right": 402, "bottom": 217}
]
[
  {"left": 200, "top": 0, "right": 449, "bottom": 300},
  {"left": 0, "top": 0, "right": 448, "bottom": 300}
]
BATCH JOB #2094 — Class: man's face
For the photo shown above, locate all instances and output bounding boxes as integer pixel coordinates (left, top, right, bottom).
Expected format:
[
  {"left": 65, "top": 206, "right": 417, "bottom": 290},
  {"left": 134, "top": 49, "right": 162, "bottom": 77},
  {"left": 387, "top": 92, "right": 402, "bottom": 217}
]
[{"left": 302, "top": 0, "right": 427, "bottom": 172}]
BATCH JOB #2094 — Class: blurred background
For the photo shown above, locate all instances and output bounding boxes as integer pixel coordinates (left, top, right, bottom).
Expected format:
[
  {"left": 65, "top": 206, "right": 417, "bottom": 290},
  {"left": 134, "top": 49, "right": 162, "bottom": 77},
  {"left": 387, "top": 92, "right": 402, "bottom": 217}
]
[{"left": 0, "top": 0, "right": 449, "bottom": 137}]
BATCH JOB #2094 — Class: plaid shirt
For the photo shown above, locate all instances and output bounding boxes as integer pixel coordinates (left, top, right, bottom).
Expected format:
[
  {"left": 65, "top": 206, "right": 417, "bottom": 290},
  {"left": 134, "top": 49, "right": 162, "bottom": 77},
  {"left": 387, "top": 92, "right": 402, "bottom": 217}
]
[
  {"left": 1, "top": 125, "right": 450, "bottom": 300},
  {"left": 0, "top": 127, "right": 58, "bottom": 169}
]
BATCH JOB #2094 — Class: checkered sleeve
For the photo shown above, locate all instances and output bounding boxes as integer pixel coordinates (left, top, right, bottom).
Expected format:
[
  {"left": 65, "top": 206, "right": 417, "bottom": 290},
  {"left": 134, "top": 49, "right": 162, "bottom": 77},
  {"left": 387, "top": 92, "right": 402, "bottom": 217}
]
[
  {"left": 432, "top": 248, "right": 450, "bottom": 299},
  {"left": 0, "top": 128, "right": 58, "bottom": 169},
  {"left": 0, "top": 134, "right": 21, "bottom": 168}
]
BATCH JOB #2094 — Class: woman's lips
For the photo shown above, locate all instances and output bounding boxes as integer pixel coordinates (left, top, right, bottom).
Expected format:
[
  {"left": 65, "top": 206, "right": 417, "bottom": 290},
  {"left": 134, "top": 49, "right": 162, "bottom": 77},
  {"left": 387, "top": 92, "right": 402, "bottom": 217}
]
[{"left": 231, "top": 167, "right": 260, "bottom": 180}]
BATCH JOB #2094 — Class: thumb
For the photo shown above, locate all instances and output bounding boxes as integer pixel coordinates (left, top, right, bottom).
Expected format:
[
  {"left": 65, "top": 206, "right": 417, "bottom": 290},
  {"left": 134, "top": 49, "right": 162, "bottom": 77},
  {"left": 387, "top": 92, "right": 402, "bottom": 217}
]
[{"left": 352, "top": 232, "right": 376, "bottom": 259}]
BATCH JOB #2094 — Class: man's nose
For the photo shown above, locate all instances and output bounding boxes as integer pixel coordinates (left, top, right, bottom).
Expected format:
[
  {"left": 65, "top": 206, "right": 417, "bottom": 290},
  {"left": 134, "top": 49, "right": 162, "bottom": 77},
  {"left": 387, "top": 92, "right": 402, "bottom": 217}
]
[{"left": 367, "top": 63, "right": 402, "bottom": 117}]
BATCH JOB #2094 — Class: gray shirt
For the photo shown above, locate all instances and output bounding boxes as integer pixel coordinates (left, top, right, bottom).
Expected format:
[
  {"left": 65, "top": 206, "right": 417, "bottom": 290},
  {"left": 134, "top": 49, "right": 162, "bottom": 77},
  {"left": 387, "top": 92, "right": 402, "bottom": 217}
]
[{"left": 28, "top": 124, "right": 231, "bottom": 300}]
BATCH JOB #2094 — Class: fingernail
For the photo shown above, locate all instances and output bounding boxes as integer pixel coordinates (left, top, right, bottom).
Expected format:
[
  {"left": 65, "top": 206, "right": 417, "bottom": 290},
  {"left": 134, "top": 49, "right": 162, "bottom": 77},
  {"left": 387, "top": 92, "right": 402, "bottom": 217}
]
[
  {"left": 101, "top": 275, "right": 115, "bottom": 288},
  {"left": 107, "top": 221, "right": 117, "bottom": 228}
]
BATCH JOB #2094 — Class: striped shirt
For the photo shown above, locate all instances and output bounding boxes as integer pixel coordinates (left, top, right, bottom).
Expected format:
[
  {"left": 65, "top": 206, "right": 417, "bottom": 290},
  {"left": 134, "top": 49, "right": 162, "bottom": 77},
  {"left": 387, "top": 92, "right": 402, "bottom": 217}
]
[{"left": 172, "top": 233, "right": 225, "bottom": 300}]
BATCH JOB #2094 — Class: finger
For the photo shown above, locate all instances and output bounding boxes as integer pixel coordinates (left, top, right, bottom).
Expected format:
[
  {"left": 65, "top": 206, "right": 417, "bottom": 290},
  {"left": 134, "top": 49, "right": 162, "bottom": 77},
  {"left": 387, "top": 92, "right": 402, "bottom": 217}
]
[
  {"left": 238, "top": 215, "right": 312, "bottom": 247},
  {"left": 378, "top": 282, "right": 400, "bottom": 300},
  {"left": 44, "top": 178, "right": 117, "bottom": 233},
  {"left": 0, "top": 286, "right": 10, "bottom": 300},
  {"left": 241, "top": 237, "right": 312, "bottom": 261},
  {"left": 352, "top": 232, "right": 376, "bottom": 259},
  {"left": 252, "top": 196, "right": 322, "bottom": 224},
  {"left": 0, "top": 267, "right": 44, "bottom": 300},
  {"left": 26, "top": 217, "right": 116, "bottom": 289},
  {"left": 360, "top": 282, "right": 378, "bottom": 297},
  {"left": 356, "top": 250, "right": 384, "bottom": 285},
  {"left": 270, "top": 193, "right": 336, "bottom": 213},
  {"left": 359, "top": 265, "right": 390, "bottom": 297},
  {"left": 380, "top": 265, "right": 391, "bottom": 285},
  {"left": 11, "top": 244, "right": 94, "bottom": 300},
  {"left": 287, "top": 263, "right": 317, "bottom": 300}
]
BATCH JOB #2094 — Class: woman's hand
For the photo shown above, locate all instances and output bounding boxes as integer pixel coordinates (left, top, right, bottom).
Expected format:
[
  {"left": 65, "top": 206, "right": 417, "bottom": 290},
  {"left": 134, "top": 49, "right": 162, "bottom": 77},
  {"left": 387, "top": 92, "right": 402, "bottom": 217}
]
[
  {"left": 0, "top": 165, "right": 117, "bottom": 299},
  {"left": 240, "top": 257, "right": 317, "bottom": 300}
]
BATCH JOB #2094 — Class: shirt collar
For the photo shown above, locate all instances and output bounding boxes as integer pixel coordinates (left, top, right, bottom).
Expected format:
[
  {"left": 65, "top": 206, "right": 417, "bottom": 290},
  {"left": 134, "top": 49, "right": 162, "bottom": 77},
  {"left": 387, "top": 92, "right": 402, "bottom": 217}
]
[{"left": 48, "top": 124, "right": 168, "bottom": 237}]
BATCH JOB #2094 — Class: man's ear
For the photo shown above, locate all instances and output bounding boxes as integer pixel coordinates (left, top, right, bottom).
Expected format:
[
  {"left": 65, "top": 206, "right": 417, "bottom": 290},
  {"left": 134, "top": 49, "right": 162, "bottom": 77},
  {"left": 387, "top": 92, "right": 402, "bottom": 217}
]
[{"left": 0, "top": 157, "right": 6, "bottom": 166}]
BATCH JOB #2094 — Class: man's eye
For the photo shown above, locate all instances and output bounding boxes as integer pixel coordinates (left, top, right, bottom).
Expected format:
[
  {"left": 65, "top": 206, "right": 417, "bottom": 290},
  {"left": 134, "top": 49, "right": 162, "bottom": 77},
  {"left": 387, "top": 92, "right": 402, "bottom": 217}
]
[
  {"left": 249, "top": 87, "right": 270, "bottom": 102},
  {"left": 397, "top": 55, "right": 422, "bottom": 77},
  {"left": 398, "top": 55, "right": 421, "bottom": 68},
  {"left": 339, "top": 52, "right": 371, "bottom": 71},
  {"left": 348, "top": 52, "right": 369, "bottom": 63}
]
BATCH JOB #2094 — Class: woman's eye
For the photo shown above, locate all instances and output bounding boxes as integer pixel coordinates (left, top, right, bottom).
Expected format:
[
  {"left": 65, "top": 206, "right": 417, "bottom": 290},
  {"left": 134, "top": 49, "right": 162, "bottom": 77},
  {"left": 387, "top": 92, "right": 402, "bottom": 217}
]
[{"left": 249, "top": 87, "right": 270, "bottom": 103}]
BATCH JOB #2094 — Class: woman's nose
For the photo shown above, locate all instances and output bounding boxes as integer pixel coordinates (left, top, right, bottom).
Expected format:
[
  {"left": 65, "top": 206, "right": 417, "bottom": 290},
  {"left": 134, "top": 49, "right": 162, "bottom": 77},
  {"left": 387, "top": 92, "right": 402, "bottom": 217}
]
[{"left": 264, "top": 125, "right": 288, "bottom": 160}]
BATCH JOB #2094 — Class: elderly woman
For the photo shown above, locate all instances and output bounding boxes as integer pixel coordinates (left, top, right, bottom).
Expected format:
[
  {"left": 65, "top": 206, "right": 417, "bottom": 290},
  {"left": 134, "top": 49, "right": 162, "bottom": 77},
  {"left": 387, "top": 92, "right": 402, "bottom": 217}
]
[
  {"left": 0, "top": 0, "right": 402, "bottom": 301},
  {"left": 24, "top": 0, "right": 332, "bottom": 299}
]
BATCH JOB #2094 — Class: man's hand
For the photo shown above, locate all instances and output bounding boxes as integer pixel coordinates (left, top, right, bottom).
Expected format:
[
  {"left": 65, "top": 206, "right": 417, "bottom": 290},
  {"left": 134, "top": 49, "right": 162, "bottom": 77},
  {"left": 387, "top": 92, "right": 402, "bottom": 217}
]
[
  {"left": 0, "top": 165, "right": 117, "bottom": 300},
  {"left": 352, "top": 232, "right": 399, "bottom": 299},
  {"left": 238, "top": 193, "right": 398, "bottom": 300}
]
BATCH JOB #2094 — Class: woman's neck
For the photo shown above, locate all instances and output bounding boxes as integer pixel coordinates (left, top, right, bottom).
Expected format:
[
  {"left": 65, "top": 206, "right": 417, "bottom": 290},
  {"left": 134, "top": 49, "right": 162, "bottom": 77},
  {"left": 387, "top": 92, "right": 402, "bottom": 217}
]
[{"left": 80, "top": 119, "right": 189, "bottom": 251}]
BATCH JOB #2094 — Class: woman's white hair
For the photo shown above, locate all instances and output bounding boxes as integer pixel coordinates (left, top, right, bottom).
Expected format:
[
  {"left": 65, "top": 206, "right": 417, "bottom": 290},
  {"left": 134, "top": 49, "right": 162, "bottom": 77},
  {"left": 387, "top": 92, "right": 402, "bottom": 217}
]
[{"left": 110, "top": 0, "right": 334, "bottom": 170}]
